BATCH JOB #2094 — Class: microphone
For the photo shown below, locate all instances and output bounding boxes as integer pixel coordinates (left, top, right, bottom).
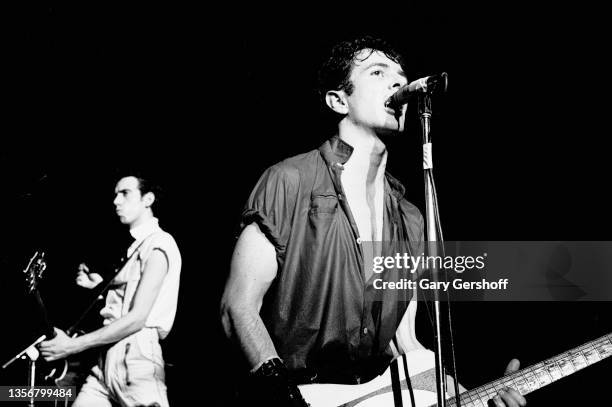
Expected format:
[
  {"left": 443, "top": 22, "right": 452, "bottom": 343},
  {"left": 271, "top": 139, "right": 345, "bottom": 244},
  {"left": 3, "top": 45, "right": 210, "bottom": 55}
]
[{"left": 385, "top": 72, "right": 448, "bottom": 109}]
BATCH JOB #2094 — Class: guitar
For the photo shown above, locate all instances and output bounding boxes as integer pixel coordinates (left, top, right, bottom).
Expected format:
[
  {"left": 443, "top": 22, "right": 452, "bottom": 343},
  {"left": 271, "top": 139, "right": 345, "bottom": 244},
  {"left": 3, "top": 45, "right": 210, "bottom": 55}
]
[
  {"left": 23, "top": 251, "right": 95, "bottom": 386},
  {"left": 298, "top": 333, "right": 612, "bottom": 406}
]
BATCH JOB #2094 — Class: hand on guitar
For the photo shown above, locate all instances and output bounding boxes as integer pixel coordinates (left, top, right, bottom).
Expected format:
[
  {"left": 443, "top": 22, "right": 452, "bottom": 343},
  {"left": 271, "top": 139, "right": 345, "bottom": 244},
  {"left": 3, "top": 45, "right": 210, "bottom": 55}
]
[
  {"left": 491, "top": 359, "right": 527, "bottom": 407},
  {"left": 76, "top": 263, "right": 103, "bottom": 289},
  {"left": 247, "top": 357, "right": 310, "bottom": 407},
  {"left": 38, "top": 328, "right": 80, "bottom": 362}
]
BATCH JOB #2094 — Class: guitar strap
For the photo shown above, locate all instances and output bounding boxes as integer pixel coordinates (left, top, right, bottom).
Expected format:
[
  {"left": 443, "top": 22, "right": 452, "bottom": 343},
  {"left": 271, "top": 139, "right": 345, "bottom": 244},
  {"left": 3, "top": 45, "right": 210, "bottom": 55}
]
[
  {"left": 391, "top": 334, "right": 418, "bottom": 407},
  {"left": 390, "top": 358, "right": 403, "bottom": 407},
  {"left": 66, "top": 232, "right": 156, "bottom": 336},
  {"left": 401, "top": 353, "right": 417, "bottom": 407}
]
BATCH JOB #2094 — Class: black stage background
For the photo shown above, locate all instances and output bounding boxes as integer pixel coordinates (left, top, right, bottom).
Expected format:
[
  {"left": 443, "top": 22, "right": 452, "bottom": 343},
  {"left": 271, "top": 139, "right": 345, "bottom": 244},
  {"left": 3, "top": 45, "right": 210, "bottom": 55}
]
[{"left": 1, "top": 4, "right": 611, "bottom": 406}]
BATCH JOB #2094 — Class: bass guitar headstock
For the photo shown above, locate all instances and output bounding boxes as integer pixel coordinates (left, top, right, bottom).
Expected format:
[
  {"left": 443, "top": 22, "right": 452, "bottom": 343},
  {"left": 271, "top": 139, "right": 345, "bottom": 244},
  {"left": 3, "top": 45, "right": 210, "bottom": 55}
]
[{"left": 23, "top": 251, "right": 47, "bottom": 294}]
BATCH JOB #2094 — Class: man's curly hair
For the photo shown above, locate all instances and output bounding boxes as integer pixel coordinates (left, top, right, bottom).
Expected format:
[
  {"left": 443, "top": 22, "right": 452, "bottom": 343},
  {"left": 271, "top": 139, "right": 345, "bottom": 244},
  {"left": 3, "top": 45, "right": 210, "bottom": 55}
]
[{"left": 317, "top": 35, "right": 406, "bottom": 103}]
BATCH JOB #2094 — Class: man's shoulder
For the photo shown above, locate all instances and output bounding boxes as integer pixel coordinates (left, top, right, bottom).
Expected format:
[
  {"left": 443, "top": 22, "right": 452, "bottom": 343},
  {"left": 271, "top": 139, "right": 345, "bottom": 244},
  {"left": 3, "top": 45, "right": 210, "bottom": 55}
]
[
  {"left": 391, "top": 189, "right": 424, "bottom": 243},
  {"left": 145, "top": 228, "right": 180, "bottom": 253},
  {"left": 398, "top": 196, "right": 424, "bottom": 224},
  {"left": 385, "top": 172, "right": 424, "bottom": 224},
  {"left": 264, "top": 148, "right": 323, "bottom": 185},
  {"left": 394, "top": 192, "right": 422, "bottom": 219}
]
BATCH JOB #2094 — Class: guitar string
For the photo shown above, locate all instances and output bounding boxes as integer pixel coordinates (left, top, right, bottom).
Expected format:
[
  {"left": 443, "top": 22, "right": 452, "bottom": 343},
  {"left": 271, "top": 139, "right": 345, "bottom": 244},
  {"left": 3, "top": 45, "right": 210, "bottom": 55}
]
[{"left": 446, "top": 333, "right": 612, "bottom": 404}]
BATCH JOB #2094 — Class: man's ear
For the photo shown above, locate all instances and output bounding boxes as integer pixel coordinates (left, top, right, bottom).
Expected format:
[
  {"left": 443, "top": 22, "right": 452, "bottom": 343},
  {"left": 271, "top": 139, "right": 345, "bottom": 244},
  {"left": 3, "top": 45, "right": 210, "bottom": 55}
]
[
  {"left": 143, "top": 192, "right": 155, "bottom": 208},
  {"left": 325, "top": 90, "right": 349, "bottom": 115}
]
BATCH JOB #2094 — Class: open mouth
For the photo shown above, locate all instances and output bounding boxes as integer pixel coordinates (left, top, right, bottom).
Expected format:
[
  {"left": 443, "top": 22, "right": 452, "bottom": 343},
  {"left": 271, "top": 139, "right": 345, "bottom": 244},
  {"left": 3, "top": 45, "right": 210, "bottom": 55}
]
[
  {"left": 385, "top": 103, "right": 400, "bottom": 116},
  {"left": 386, "top": 98, "right": 408, "bottom": 117}
]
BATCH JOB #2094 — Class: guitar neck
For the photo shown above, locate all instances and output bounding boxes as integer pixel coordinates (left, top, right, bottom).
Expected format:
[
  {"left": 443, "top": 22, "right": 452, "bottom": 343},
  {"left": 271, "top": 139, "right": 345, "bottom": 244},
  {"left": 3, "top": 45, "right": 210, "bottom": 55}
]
[
  {"left": 33, "top": 289, "right": 56, "bottom": 339},
  {"left": 445, "top": 332, "right": 612, "bottom": 407}
]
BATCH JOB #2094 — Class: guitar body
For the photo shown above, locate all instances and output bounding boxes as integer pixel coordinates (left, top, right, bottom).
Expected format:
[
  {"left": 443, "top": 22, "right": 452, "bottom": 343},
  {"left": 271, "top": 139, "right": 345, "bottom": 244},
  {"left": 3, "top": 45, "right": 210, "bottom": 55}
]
[
  {"left": 299, "top": 349, "right": 442, "bottom": 407},
  {"left": 44, "top": 359, "right": 69, "bottom": 385},
  {"left": 43, "top": 331, "right": 101, "bottom": 388},
  {"left": 41, "top": 332, "right": 76, "bottom": 386}
]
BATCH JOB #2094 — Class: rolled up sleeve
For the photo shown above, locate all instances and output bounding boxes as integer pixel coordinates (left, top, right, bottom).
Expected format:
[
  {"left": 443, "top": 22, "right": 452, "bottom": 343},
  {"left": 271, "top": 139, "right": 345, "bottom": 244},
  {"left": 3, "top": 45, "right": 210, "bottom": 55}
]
[{"left": 240, "top": 164, "right": 299, "bottom": 262}]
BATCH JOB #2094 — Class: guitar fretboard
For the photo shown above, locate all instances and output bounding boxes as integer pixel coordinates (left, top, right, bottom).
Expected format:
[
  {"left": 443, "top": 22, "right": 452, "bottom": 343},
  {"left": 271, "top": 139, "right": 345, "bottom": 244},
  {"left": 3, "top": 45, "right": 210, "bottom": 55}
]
[{"left": 441, "top": 332, "right": 612, "bottom": 407}]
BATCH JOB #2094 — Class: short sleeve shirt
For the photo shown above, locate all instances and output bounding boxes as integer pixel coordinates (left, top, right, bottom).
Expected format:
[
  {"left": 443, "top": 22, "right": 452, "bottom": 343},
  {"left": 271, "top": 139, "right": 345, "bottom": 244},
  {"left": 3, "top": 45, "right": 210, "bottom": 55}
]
[
  {"left": 241, "top": 136, "right": 424, "bottom": 383},
  {"left": 100, "top": 218, "right": 182, "bottom": 339}
]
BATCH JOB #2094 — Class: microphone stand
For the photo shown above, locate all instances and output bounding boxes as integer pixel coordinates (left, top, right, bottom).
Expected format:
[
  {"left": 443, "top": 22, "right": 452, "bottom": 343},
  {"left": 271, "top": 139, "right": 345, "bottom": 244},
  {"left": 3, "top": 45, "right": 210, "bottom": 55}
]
[
  {"left": 418, "top": 92, "right": 448, "bottom": 407},
  {"left": 2, "top": 335, "right": 46, "bottom": 407}
]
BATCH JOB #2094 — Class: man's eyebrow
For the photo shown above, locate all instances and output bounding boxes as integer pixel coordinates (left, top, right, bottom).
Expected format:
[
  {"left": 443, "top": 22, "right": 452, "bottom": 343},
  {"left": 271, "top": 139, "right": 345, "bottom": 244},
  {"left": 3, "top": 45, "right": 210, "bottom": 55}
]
[
  {"left": 116, "top": 188, "right": 131, "bottom": 194},
  {"left": 362, "top": 62, "right": 407, "bottom": 78}
]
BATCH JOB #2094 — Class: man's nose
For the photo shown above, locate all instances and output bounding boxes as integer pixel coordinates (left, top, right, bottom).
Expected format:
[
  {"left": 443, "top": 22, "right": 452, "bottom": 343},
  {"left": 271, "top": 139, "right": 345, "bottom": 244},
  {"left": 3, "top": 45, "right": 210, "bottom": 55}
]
[
  {"left": 390, "top": 76, "right": 404, "bottom": 90},
  {"left": 113, "top": 195, "right": 122, "bottom": 206}
]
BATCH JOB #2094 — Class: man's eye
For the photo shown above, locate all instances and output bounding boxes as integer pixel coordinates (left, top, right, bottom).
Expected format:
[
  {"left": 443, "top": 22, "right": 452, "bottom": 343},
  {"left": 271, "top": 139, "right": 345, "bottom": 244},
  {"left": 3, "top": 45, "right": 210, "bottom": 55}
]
[{"left": 371, "top": 70, "right": 383, "bottom": 76}]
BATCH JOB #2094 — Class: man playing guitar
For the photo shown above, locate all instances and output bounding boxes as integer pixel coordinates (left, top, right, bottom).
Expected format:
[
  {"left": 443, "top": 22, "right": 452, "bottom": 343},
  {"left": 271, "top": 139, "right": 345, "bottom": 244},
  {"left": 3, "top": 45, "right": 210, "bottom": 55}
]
[
  {"left": 39, "top": 173, "right": 182, "bottom": 407},
  {"left": 220, "top": 36, "right": 526, "bottom": 407}
]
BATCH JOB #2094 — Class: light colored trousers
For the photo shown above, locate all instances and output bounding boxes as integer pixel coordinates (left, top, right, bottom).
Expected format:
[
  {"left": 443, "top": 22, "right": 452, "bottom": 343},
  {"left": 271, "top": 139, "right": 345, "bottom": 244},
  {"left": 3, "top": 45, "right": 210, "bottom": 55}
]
[{"left": 73, "top": 328, "right": 168, "bottom": 407}]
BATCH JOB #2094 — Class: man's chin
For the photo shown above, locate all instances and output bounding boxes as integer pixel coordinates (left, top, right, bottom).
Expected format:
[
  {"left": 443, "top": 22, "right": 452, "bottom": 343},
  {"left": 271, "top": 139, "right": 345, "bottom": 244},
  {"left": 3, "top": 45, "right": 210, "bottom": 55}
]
[{"left": 376, "top": 125, "right": 404, "bottom": 137}]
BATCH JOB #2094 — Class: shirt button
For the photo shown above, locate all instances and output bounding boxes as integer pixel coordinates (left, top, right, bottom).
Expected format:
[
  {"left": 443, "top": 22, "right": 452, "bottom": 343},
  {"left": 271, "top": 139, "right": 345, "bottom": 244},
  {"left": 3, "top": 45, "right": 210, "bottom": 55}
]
[
  {"left": 363, "top": 327, "right": 368, "bottom": 335},
  {"left": 356, "top": 237, "right": 362, "bottom": 244}
]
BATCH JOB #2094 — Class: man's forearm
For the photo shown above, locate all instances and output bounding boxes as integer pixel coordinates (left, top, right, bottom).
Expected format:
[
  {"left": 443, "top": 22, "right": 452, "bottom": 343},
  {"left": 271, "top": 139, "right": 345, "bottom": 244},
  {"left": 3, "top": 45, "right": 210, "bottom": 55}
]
[
  {"left": 73, "top": 313, "right": 144, "bottom": 353},
  {"left": 223, "top": 303, "right": 278, "bottom": 370},
  {"left": 225, "top": 305, "right": 311, "bottom": 406}
]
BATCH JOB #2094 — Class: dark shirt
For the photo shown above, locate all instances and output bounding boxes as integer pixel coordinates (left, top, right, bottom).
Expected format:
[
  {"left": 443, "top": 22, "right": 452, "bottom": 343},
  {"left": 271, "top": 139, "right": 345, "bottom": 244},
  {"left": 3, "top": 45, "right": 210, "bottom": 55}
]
[{"left": 241, "top": 136, "right": 424, "bottom": 384}]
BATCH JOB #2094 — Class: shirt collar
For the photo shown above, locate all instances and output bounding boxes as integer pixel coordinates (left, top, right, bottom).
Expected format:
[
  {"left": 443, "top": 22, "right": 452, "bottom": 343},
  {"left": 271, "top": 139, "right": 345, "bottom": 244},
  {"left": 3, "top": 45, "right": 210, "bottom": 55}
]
[
  {"left": 318, "top": 135, "right": 406, "bottom": 199},
  {"left": 129, "top": 217, "right": 160, "bottom": 242},
  {"left": 318, "top": 135, "right": 354, "bottom": 165}
]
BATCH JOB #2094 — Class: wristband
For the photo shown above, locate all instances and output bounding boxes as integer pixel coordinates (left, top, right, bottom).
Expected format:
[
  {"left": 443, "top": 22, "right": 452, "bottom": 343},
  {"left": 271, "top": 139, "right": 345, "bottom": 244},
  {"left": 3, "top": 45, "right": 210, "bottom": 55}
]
[
  {"left": 250, "top": 357, "right": 310, "bottom": 406},
  {"left": 250, "top": 356, "right": 283, "bottom": 375}
]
